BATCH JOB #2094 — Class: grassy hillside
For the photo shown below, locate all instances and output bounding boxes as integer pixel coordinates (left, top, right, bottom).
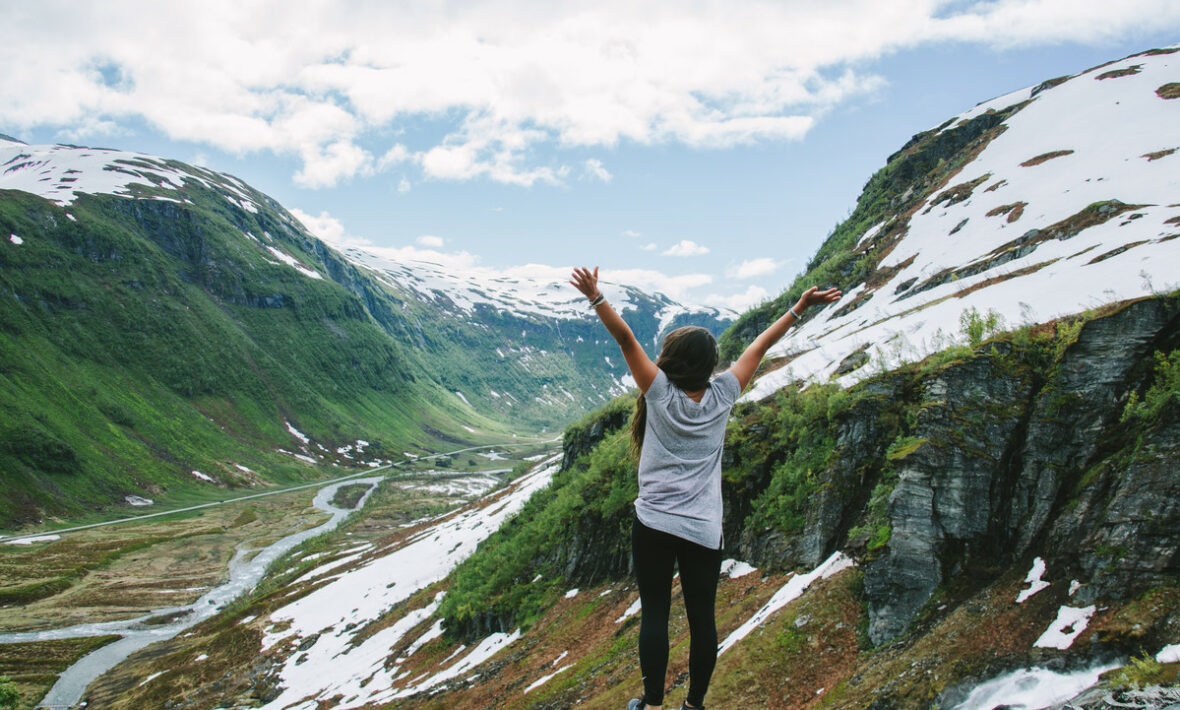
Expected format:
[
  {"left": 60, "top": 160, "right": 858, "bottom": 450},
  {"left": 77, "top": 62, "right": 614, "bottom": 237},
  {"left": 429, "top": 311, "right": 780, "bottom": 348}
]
[{"left": 0, "top": 186, "right": 500, "bottom": 528}]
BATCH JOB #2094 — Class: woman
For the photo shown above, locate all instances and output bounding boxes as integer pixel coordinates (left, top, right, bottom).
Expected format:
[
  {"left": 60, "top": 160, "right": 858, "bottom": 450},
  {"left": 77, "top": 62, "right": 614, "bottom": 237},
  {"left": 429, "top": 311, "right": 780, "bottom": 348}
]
[{"left": 569, "top": 267, "right": 841, "bottom": 710}]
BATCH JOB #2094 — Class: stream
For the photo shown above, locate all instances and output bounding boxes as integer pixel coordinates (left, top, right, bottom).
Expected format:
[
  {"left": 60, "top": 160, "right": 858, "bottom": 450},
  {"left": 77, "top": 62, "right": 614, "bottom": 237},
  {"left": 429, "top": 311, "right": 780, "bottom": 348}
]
[{"left": 0, "top": 476, "right": 384, "bottom": 709}]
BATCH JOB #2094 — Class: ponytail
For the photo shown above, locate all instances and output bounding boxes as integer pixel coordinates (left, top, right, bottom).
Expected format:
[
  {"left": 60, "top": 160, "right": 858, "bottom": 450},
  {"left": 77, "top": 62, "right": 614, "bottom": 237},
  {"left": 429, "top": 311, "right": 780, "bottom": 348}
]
[{"left": 629, "top": 393, "right": 647, "bottom": 459}]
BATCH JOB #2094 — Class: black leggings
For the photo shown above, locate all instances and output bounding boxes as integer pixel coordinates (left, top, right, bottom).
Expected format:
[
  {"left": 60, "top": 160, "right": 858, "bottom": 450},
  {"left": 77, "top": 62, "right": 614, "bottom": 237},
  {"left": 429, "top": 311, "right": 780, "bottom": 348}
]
[{"left": 632, "top": 516, "right": 722, "bottom": 708}]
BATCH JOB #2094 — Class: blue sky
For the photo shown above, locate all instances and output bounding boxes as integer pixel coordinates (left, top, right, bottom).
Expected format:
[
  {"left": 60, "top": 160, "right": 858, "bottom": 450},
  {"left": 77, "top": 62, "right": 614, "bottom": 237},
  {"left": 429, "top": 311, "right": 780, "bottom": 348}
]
[{"left": 3, "top": 2, "right": 1179, "bottom": 310}]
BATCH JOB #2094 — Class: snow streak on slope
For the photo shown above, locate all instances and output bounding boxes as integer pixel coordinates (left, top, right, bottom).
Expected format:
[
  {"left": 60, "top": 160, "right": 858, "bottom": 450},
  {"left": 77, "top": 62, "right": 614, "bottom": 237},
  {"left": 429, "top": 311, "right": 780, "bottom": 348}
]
[
  {"left": 746, "top": 48, "right": 1180, "bottom": 400},
  {"left": 257, "top": 458, "right": 558, "bottom": 710}
]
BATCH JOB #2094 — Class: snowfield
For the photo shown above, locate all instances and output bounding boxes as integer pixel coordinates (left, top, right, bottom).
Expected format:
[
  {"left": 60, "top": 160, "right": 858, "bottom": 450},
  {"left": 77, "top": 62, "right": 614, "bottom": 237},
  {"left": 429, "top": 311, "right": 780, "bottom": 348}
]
[
  {"left": 746, "top": 47, "right": 1180, "bottom": 400},
  {"left": 257, "top": 458, "right": 558, "bottom": 710}
]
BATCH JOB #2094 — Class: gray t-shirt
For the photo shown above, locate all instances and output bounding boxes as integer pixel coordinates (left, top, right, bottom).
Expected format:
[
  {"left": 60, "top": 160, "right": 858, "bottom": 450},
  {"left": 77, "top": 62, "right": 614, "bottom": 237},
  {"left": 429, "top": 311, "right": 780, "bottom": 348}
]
[{"left": 635, "top": 368, "right": 741, "bottom": 550}]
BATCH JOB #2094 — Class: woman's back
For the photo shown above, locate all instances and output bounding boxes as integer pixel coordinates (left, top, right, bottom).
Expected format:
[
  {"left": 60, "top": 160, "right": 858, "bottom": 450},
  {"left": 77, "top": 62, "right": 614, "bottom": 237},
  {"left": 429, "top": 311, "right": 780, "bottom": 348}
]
[{"left": 635, "top": 368, "right": 741, "bottom": 550}]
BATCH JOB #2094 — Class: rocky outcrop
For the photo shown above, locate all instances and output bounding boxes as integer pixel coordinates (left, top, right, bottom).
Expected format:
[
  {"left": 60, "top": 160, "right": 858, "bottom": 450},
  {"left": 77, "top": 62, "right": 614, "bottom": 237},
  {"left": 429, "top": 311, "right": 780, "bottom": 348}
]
[
  {"left": 864, "top": 296, "right": 1180, "bottom": 644},
  {"left": 559, "top": 398, "right": 632, "bottom": 472},
  {"left": 865, "top": 346, "right": 1037, "bottom": 643}
]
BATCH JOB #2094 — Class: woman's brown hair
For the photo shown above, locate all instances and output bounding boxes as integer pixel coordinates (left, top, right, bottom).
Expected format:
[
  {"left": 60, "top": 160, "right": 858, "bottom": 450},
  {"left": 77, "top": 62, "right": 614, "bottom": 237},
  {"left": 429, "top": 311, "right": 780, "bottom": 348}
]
[{"left": 630, "top": 326, "right": 719, "bottom": 457}]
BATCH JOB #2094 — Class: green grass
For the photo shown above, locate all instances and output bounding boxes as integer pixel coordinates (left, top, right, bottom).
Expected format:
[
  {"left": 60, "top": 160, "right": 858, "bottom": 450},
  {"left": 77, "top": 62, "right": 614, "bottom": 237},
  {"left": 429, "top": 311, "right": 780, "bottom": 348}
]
[{"left": 0, "top": 184, "right": 540, "bottom": 530}]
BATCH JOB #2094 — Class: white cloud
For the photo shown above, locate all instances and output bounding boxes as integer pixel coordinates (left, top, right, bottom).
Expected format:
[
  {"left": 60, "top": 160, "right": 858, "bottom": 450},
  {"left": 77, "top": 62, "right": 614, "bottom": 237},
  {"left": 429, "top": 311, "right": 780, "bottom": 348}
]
[
  {"left": 704, "top": 285, "right": 771, "bottom": 312},
  {"left": 3, "top": 2, "right": 1178, "bottom": 187},
  {"left": 663, "top": 240, "right": 710, "bottom": 257},
  {"left": 622, "top": 229, "right": 642, "bottom": 238},
  {"left": 291, "top": 207, "right": 372, "bottom": 249},
  {"left": 417, "top": 235, "right": 445, "bottom": 248},
  {"left": 606, "top": 269, "right": 713, "bottom": 301},
  {"left": 397, "top": 177, "right": 411, "bottom": 193},
  {"left": 639, "top": 242, "right": 657, "bottom": 251},
  {"left": 727, "top": 257, "right": 784, "bottom": 279},
  {"left": 583, "top": 158, "right": 612, "bottom": 182}
]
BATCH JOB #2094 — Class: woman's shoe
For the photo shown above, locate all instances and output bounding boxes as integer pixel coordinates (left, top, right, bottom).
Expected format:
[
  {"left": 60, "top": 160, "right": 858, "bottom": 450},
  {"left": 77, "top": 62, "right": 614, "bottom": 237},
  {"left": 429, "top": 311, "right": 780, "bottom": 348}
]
[
  {"left": 680, "top": 703, "right": 704, "bottom": 710},
  {"left": 627, "top": 699, "right": 645, "bottom": 710}
]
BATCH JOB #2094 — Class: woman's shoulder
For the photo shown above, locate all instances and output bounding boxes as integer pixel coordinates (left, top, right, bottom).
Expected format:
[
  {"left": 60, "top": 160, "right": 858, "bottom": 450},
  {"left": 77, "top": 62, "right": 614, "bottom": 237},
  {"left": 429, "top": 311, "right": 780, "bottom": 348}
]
[
  {"left": 647, "top": 367, "right": 670, "bottom": 397},
  {"left": 710, "top": 370, "right": 741, "bottom": 406}
]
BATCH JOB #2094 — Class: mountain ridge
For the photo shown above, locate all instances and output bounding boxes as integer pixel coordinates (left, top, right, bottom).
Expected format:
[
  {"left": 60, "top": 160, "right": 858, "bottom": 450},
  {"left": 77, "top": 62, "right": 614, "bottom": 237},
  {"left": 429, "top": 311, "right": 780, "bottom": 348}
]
[{"left": 0, "top": 136, "right": 731, "bottom": 528}]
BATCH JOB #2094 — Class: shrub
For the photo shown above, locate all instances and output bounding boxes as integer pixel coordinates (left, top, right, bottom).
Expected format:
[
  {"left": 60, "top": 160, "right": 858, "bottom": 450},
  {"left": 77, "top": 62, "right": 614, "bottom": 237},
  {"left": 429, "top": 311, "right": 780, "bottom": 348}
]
[
  {"left": 1121, "top": 350, "right": 1180, "bottom": 423},
  {"left": 959, "top": 307, "right": 1003, "bottom": 347},
  {"left": 0, "top": 676, "right": 17, "bottom": 710}
]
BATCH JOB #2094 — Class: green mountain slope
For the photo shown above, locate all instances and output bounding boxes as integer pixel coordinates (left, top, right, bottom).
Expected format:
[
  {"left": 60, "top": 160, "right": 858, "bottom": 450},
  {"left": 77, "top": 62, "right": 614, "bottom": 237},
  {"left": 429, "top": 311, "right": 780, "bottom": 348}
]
[
  {"left": 0, "top": 139, "right": 731, "bottom": 530},
  {"left": 0, "top": 184, "right": 466, "bottom": 527}
]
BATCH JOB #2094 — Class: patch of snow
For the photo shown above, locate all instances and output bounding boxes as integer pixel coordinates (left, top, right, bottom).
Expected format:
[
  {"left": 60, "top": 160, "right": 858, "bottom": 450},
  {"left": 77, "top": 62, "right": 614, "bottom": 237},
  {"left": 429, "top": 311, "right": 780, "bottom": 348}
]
[
  {"left": 951, "top": 662, "right": 1120, "bottom": 710},
  {"left": 290, "top": 548, "right": 372, "bottom": 586},
  {"left": 8, "top": 234, "right": 21, "bottom": 245},
  {"left": 194, "top": 653, "right": 208, "bottom": 662},
  {"left": 400, "top": 612, "right": 446, "bottom": 661},
  {"left": 1033, "top": 605, "right": 1097, "bottom": 649},
  {"left": 720, "top": 559, "right": 758, "bottom": 579},
  {"left": 256, "top": 461, "right": 558, "bottom": 709},
  {"left": 0, "top": 142, "right": 261, "bottom": 207},
  {"left": 525, "top": 664, "right": 572, "bottom": 693},
  {"left": 265, "top": 245, "right": 322, "bottom": 280},
  {"left": 191, "top": 470, "right": 215, "bottom": 483},
  {"left": 285, "top": 421, "right": 310, "bottom": 445},
  {"left": 615, "top": 598, "right": 642, "bottom": 624},
  {"left": 1156, "top": 643, "right": 1180, "bottom": 664},
  {"left": 4, "top": 534, "right": 61, "bottom": 546},
  {"left": 1015, "top": 557, "right": 1050, "bottom": 603},
  {"left": 138, "top": 671, "right": 166, "bottom": 687},
  {"left": 1068, "top": 579, "right": 1081, "bottom": 597},
  {"left": 125, "top": 495, "right": 154, "bottom": 506},
  {"left": 234, "top": 464, "right": 253, "bottom": 474},
  {"left": 237, "top": 615, "right": 256, "bottom": 626},
  {"left": 462, "top": 425, "right": 476, "bottom": 434},
  {"left": 564, "top": 588, "right": 579, "bottom": 599},
  {"left": 391, "top": 630, "right": 522, "bottom": 699},
  {"left": 718, "top": 552, "right": 855, "bottom": 655},
  {"left": 278, "top": 449, "right": 318, "bottom": 465}
]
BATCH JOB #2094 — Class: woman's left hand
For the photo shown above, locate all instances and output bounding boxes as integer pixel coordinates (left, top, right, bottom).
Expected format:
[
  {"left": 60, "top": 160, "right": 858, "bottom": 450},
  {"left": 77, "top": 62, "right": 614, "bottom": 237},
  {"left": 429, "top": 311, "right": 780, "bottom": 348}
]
[{"left": 569, "top": 266, "right": 601, "bottom": 301}]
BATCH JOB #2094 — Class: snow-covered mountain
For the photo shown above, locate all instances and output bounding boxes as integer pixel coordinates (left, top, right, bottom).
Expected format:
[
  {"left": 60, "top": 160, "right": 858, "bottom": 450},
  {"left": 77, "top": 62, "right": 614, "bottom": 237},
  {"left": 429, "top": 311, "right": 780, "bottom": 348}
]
[
  {"left": 739, "top": 46, "right": 1180, "bottom": 399},
  {"left": 0, "top": 135, "right": 731, "bottom": 430}
]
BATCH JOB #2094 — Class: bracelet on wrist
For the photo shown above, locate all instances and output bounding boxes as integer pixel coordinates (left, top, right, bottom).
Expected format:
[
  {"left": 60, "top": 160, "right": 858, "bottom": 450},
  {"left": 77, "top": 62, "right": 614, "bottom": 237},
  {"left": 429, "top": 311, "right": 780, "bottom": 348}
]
[
  {"left": 589, "top": 294, "right": 605, "bottom": 308},
  {"left": 789, "top": 306, "right": 803, "bottom": 320}
]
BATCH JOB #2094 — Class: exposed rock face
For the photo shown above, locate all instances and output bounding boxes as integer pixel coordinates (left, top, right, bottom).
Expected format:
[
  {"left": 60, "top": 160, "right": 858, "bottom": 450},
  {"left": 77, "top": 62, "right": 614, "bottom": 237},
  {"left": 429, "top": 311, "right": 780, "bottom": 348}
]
[
  {"left": 865, "top": 349, "right": 1036, "bottom": 643},
  {"left": 863, "top": 297, "right": 1180, "bottom": 644},
  {"left": 1009, "top": 298, "right": 1179, "bottom": 556},
  {"left": 559, "top": 400, "right": 631, "bottom": 472}
]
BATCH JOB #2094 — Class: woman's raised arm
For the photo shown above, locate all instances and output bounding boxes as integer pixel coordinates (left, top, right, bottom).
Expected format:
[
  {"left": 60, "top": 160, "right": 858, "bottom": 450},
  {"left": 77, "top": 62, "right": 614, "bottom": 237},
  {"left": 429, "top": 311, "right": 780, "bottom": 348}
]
[
  {"left": 570, "top": 266, "right": 659, "bottom": 393},
  {"left": 729, "top": 286, "right": 842, "bottom": 391}
]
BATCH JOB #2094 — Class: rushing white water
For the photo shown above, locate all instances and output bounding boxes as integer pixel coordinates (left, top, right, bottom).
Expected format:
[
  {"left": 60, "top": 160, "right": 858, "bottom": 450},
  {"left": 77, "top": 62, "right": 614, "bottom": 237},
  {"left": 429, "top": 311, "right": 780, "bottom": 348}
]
[
  {"left": 0, "top": 476, "right": 384, "bottom": 708},
  {"left": 950, "top": 662, "right": 1121, "bottom": 710}
]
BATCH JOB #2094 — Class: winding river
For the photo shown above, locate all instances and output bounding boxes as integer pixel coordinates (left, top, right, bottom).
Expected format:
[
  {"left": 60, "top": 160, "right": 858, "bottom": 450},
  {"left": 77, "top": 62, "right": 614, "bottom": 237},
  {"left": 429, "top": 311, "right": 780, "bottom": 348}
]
[{"left": 0, "top": 476, "right": 384, "bottom": 708}]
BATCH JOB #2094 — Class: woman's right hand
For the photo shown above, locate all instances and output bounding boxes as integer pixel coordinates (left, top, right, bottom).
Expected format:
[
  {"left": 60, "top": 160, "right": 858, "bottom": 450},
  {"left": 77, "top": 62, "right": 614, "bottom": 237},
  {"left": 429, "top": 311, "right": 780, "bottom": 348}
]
[{"left": 797, "top": 285, "right": 842, "bottom": 312}]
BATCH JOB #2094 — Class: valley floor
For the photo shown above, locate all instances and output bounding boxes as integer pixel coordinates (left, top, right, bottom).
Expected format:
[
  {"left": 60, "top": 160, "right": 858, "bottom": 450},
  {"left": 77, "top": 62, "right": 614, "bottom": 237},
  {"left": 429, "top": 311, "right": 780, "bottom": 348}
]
[
  {"left": 3, "top": 440, "right": 1176, "bottom": 710},
  {"left": 0, "top": 440, "right": 554, "bottom": 709}
]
